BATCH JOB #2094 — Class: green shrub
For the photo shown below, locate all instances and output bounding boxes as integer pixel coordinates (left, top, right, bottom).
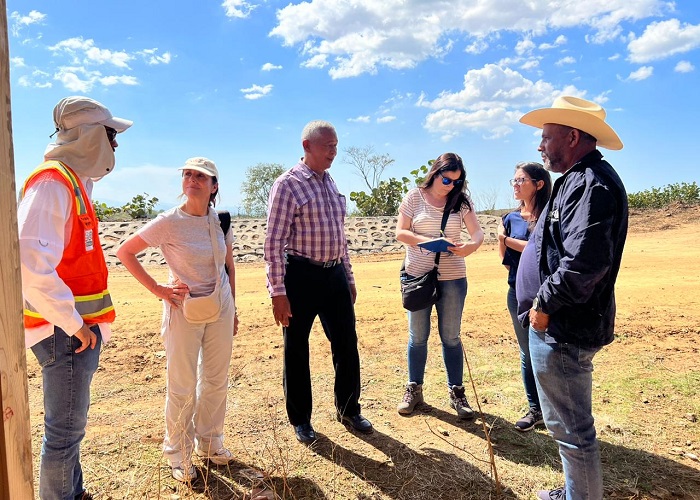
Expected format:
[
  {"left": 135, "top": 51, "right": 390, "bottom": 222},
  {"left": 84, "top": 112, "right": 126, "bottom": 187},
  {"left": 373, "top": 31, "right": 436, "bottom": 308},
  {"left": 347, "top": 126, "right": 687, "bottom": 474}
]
[{"left": 628, "top": 182, "right": 700, "bottom": 209}]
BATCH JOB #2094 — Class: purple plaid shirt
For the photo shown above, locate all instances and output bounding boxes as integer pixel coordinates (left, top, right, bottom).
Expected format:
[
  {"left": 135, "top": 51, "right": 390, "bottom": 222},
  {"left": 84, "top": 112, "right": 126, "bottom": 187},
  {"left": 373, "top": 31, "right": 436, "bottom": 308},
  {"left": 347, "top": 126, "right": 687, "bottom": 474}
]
[{"left": 264, "top": 161, "right": 354, "bottom": 296}]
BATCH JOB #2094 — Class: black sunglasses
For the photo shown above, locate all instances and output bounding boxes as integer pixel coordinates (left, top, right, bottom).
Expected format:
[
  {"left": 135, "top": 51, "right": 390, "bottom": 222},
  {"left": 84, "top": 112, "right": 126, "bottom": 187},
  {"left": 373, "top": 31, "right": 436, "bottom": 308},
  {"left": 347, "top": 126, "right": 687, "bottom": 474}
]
[
  {"left": 439, "top": 172, "right": 464, "bottom": 187},
  {"left": 105, "top": 126, "right": 118, "bottom": 143}
]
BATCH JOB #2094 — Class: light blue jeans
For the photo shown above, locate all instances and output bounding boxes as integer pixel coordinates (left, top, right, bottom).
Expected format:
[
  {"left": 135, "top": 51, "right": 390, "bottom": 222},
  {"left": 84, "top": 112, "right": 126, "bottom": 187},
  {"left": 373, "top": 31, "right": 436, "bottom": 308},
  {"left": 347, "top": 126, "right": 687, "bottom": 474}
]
[
  {"left": 407, "top": 277, "right": 467, "bottom": 388},
  {"left": 507, "top": 286, "right": 540, "bottom": 412},
  {"left": 529, "top": 326, "right": 603, "bottom": 500},
  {"left": 31, "top": 325, "right": 102, "bottom": 500}
]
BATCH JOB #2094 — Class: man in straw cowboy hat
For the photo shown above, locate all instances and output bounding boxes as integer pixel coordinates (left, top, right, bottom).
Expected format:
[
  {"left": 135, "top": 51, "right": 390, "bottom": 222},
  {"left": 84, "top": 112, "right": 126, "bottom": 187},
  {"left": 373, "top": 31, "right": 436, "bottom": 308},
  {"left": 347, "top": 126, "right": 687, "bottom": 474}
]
[{"left": 515, "top": 96, "right": 628, "bottom": 500}]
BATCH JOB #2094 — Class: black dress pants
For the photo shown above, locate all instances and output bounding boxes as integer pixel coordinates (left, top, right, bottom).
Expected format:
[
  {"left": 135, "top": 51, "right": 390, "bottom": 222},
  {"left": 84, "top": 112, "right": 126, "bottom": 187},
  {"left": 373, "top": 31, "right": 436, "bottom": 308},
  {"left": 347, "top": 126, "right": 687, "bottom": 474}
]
[{"left": 283, "top": 259, "right": 362, "bottom": 425}]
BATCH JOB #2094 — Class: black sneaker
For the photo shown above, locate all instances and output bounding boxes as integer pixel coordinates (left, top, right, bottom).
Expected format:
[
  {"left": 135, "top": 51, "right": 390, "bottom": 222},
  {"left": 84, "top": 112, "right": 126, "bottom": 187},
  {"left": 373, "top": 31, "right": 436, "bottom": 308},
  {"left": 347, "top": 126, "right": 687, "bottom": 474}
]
[{"left": 515, "top": 408, "right": 544, "bottom": 432}]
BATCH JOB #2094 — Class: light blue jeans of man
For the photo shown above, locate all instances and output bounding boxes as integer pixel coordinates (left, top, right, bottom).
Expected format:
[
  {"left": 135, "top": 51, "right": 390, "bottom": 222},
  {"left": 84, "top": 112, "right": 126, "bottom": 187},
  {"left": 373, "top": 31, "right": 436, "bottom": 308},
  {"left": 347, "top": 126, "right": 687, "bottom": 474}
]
[
  {"left": 529, "top": 326, "right": 603, "bottom": 500},
  {"left": 407, "top": 277, "right": 467, "bottom": 387},
  {"left": 31, "top": 325, "right": 102, "bottom": 500},
  {"left": 507, "top": 286, "right": 540, "bottom": 411}
]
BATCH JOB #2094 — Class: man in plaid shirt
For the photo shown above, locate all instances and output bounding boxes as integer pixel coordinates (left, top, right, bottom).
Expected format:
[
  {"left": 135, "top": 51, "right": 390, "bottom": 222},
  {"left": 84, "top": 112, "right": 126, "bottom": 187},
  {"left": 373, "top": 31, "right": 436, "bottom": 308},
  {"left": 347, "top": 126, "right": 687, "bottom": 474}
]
[{"left": 264, "top": 120, "right": 373, "bottom": 445}]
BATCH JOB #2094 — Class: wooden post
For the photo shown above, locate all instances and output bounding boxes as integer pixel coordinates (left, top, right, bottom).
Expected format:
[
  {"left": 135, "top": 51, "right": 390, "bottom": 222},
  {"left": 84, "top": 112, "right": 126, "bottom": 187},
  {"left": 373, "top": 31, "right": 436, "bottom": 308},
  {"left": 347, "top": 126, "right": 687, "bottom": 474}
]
[{"left": 0, "top": 0, "right": 36, "bottom": 498}]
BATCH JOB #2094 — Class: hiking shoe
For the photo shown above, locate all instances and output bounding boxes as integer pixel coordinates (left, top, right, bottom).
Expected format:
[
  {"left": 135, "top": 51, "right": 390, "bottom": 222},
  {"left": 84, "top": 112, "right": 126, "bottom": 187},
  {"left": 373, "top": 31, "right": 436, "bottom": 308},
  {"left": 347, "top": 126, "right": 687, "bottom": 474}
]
[
  {"left": 515, "top": 408, "right": 544, "bottom": 432},
  {"left": 196, "top": 446, "right": 234, "bottom": 465},
  {"left": 172, "top": 462, "right": 197, "bottom": 483},
  {"left": 449, "top": 385, "right": 475, "bottom": 420},
  {"left": 397, "top": 382, "right": 424, "bottom": 415},
  {"left": 537, "top": 487, "right": 566, "bottom": 499}
]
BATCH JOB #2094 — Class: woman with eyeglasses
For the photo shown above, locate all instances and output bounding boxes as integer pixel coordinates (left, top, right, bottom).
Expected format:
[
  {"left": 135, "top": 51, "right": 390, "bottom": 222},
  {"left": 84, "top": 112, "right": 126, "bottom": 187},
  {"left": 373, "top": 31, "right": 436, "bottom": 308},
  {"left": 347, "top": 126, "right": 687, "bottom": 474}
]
[
  {"left": 498, "top": 161, "right": 552, "bottom": 431},
  {"left": 395, "top": 152, "right": 484, "bottom": 418}
]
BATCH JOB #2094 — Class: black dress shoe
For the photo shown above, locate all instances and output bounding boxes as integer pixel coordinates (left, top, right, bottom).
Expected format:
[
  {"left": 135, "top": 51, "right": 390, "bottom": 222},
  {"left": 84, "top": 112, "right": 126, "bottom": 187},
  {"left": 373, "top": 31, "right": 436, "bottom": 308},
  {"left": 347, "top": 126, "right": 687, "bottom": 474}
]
[
  {"left": 294, "top": 423, "right": 317, "bottom": 444},
  {"left": 337, "top": 413, "right": 373, "bottom": 433}
]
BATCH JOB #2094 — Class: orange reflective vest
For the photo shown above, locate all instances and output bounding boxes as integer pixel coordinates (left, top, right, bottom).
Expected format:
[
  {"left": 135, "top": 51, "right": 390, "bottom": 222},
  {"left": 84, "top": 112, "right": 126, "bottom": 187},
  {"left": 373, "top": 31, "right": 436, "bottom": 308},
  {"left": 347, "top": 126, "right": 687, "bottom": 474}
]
[{"left": 21, "top": 161, "right": 115, "bottom": 328}]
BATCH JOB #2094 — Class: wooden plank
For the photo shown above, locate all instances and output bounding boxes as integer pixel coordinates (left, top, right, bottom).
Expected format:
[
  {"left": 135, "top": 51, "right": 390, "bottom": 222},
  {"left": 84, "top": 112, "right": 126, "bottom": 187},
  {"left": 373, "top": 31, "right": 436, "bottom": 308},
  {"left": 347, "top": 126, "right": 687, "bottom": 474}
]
[{"left": 0, "top": 0, "right": 36, "bottom": 497}]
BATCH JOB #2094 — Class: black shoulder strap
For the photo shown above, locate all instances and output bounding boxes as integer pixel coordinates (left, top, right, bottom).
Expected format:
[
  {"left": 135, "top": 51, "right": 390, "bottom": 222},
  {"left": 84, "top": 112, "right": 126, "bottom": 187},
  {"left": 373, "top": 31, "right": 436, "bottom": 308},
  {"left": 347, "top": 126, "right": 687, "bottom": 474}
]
[
  {"left": 217, "top": 210, "right": 231, "bottom": 236},
  {"left": 433, "top": 208, "right": 451, "bottom": 268}
]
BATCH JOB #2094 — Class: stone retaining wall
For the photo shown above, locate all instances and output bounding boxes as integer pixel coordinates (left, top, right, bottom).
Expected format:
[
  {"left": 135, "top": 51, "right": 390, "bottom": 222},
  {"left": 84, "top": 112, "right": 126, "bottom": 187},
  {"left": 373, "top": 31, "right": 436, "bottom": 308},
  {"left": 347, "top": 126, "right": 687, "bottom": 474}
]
[{"left": 100, "top": 215, "right": 502, "bottom": 266}]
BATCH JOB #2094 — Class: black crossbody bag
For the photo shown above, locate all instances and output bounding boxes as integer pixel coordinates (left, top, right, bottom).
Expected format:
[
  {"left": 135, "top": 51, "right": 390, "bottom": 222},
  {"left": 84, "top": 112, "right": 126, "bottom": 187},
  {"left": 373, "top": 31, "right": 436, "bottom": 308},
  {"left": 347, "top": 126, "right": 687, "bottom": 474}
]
[{"left": 400, "top": 209, "right": 450, "bottom": 311}]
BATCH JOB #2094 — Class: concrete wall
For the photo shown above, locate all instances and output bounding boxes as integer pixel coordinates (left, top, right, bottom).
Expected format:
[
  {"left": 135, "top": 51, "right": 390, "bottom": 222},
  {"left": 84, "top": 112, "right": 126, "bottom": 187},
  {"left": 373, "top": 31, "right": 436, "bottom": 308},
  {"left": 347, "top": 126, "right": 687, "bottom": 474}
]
[{"left": 100, "top": 215, "right": 502, "bottom": 266}]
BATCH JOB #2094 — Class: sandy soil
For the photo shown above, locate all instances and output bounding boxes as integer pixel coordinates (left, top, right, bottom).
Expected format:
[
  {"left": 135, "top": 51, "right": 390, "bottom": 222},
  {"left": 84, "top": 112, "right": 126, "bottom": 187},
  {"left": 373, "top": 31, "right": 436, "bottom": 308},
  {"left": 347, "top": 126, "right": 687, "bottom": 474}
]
[{"left": 25, "top": 205, "right": 700, "bottom": 499}]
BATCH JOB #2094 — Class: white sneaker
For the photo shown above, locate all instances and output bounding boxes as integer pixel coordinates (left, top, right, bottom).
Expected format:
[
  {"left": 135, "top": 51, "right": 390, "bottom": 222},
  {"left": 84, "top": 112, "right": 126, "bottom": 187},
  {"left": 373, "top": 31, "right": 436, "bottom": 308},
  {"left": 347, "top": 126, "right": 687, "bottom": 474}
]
[
  {"left": 196, "top": 446, "right": 234, "bottom": 465},
  {"left": 172, "top": 463, "right": 197, "bottom": 482}
]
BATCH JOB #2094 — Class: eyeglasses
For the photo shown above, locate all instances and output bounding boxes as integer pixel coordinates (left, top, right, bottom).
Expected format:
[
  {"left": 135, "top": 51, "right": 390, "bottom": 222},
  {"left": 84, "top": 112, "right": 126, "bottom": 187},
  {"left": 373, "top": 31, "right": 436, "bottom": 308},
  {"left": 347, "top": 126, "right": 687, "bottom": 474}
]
[
  {"left": 439, "top": 173, "right": 464, "bottom": 187},
  {"left": 105, "top": 126, "right": 117, "bottom": 143},
  {"left": 509, "top": 178, "right": 533, "bottom": 186}
]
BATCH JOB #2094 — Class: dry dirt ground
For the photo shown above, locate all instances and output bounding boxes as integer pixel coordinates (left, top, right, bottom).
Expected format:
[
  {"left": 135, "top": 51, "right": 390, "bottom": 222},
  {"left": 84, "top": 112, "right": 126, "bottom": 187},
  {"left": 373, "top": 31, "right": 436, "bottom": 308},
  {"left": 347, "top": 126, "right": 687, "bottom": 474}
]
[{"left": 26, "top": 206, "right": 700, "bottom": 499}]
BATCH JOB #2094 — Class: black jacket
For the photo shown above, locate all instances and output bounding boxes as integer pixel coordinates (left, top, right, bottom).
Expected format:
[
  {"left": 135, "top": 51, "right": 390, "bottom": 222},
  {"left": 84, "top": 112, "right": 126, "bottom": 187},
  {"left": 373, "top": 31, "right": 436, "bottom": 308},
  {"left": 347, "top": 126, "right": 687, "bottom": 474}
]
[{"left": 532, "top": 150, "right": 628, "bottom": 347}]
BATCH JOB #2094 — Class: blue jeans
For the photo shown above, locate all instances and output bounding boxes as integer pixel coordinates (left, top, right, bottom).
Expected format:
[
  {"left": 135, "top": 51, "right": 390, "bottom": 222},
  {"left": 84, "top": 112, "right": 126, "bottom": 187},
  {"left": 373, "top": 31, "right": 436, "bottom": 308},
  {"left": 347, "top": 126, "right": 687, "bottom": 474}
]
[
  {"left": 507, "top": 286, "right": 540, "bottom": 411},
  {"left": 529, "top": 326, "right": 603, "bottom": 500},
  {"left": 407, "top": 277, "right": 466, "bottom": 388},
  {"left": 31, "top": 325, "right": 102, "bottom": 500}
]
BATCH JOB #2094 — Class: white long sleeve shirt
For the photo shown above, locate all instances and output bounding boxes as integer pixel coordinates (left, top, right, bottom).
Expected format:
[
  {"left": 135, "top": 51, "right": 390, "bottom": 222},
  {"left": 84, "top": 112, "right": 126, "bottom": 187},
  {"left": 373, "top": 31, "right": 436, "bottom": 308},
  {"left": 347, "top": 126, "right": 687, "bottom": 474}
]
[{"left": 18, "top": 173, "right": 112, "bottom": 348}]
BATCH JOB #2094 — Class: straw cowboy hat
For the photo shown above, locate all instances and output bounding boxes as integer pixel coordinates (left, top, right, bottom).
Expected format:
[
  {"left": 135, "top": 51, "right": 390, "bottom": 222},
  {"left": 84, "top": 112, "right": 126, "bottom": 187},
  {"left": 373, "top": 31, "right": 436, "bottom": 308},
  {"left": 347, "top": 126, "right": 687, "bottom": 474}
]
[{"left": 520, "top": 96, "right": 623, "bottom": 150}]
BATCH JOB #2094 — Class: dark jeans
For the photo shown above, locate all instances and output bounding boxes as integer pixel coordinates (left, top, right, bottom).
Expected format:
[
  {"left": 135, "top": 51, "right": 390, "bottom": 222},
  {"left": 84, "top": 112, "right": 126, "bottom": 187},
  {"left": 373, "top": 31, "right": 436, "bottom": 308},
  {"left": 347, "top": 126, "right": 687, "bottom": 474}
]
[
  {"left": 507, "top": 286, "right": 541, "bottom": 411},
  {"left": 283, "top": 259, "right": 361, "bottom": 425}
]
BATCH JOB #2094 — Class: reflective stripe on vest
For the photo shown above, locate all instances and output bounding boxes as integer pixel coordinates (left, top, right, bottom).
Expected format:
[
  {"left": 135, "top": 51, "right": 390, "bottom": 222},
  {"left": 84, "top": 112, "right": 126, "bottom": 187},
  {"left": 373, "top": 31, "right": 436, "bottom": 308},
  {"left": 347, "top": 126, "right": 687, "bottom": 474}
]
[{"left": 21, "top": 161, "right": 115, "bottom": 328}]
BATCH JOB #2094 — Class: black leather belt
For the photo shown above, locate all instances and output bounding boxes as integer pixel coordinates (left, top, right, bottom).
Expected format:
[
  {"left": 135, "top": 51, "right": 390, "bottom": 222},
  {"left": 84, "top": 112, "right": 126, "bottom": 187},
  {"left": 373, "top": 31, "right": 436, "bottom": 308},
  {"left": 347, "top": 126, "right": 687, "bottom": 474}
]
[{"left": 287, "top": 254, "right": 343, "bottom": 268}]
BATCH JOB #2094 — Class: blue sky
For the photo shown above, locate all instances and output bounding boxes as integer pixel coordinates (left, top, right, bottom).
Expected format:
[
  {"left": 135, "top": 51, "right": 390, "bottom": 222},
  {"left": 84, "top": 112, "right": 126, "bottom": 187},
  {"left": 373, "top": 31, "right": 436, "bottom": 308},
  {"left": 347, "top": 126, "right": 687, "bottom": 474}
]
[{"left": 6, "top": 1, "right": 700, "bottom": 213}]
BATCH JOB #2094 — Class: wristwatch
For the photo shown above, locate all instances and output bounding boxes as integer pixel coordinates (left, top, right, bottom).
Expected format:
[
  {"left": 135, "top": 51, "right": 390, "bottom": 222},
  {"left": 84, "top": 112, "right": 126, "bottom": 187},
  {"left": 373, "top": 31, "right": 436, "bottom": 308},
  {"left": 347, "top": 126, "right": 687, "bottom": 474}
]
[{"left": 532, "top": 295, "right": 543, "bottom": 312}]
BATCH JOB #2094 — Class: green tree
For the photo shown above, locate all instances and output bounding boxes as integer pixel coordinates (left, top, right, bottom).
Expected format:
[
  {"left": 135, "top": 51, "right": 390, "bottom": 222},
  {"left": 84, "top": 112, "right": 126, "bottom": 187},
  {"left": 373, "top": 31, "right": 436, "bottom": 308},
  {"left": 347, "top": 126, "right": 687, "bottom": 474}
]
[
  {"left": 121, "top": 193, "right": 159, "bottom": 219},
  {"left": 92, "top": 200, "right": 120, "bottom": 221},
  {"left": 350, "top": 177, "right": 411, "bottom": 216},
  {"left": 241, "top": 163, "right": 286, "bottom": 217},
  {"left": 348, "top": 158, "right": 432, "bottom": 217}
]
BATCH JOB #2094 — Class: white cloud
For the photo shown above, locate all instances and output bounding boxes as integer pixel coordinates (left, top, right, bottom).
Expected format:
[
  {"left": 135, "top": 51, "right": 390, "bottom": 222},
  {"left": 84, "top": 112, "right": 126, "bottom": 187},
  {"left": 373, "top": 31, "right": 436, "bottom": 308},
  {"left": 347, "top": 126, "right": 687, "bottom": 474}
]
[
  {"left": 377, "top": 116, "right": 396, "bottom": 123},
  {"left": 54, "top": 67, "right": 97, "bottom": 93},
  {"left": 137, "top": 49, "right": 172, "bottom": 65},
  {"left": 11, "top": 57, "right": 26, "bottom": 67},
  {"left": 240, "top": 84, "right": 273, "bottom": 100},
  {"left": 417, "top": 63, "right": 584, "bottom": 139},
  {"left": 34, "top": 38, "right": 169, "bottom": 90},
  {"left": 520, "top": 59, "right": 540, "bottom": 71},
  {"left": 301, "top": 54, "right": 328, "bottom": 69},
  {"left": 262, "top": 63, "right": 283, "bottom": 71},
  {"left": 626, "top": 66, "right": 654, "bottom": 81},
  {"left": 49, "top": 37, "right": 132, "bottom": 68},
  {"left": 539, "top": 35, "right": 567, "bottom": 50},
  {"left": 674, "top": 60, "right": 694, "bottom": 73},
  {"left": 608, "top": 53, "right": 621, "bottom": 61},
  {"left": 51, "top": 66, "right": 138, "bottom": 92},
  {"left": 270, "top": 0, "right": 673, "bottom": 78},
  {"left": 10, "top": 10, "right": 46, "bottom": 36},
  {"left": 17, "top": 69, "right": 52, "bottom": 88},
  {"left": 221, "top": 0, "right": 257, "bottom": 19},
  {"left": 555, "top": 56, "right": 576, "bottom": 66},
  {"left": 100, "top": 75, "right": 139, "bottom": 86},
  {"left": 628, "top": 19, "right": 700, "bottom": 63},
  {"left": 18, "top": 75, "right": 52, "bottom": 89},
  {"left": 465, "top": 39, "right": 488, "bottom": 54},
  {"left": 348, "top": 116, "right": 370, "bottom": 123},
  {"left": 515, "top": 38, "right": 535, "bottom": 56}
]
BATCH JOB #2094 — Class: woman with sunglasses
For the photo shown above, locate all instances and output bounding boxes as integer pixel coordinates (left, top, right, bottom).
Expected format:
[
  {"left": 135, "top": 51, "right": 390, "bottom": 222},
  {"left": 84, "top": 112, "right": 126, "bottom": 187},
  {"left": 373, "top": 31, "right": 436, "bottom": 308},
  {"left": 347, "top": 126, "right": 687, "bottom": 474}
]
[
  {"left": 498, "top": 161, "right": 552, "bottom": 431},
  {"left": 395, "top": 152, "right": 484, "bottom": 418}
]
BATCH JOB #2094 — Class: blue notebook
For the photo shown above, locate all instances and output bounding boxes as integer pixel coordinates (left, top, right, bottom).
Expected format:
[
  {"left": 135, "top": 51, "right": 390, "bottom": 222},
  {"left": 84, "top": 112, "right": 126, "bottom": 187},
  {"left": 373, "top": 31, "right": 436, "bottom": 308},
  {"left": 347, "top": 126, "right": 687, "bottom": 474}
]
[{"left": 417, "top": 238, "right": 454, "bottom": 253}]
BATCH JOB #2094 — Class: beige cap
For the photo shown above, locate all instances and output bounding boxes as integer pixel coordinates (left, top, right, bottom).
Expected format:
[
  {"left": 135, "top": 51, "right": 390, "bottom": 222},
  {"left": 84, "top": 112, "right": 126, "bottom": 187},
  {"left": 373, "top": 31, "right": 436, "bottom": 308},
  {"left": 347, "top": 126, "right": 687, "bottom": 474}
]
[
  {"left": 53, "top": 96, "right": 133, "bottom": 133},
  {"left": 178, "top": 157, "right": 218, "bottom": 178}
]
